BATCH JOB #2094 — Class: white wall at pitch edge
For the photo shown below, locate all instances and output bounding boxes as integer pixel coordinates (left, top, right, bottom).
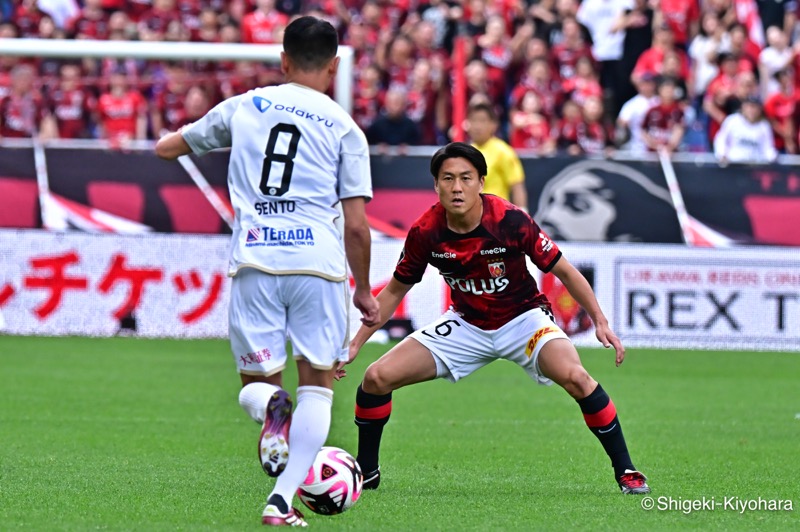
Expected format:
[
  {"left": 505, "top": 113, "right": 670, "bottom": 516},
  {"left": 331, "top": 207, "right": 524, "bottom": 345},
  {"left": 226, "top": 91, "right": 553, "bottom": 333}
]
[{"left": 0, "top": 229, "right": 798, "bottom": 351}]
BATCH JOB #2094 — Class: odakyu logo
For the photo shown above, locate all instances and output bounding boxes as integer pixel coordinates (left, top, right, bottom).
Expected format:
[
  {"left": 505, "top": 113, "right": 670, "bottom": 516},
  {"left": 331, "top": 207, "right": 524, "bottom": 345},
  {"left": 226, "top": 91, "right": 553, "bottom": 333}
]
[
  {"left": 253, "top": 96, "right": 272, "bottom": 113},
  {"left": 251, "top": 95, "right": 334, "bottom": 127}
]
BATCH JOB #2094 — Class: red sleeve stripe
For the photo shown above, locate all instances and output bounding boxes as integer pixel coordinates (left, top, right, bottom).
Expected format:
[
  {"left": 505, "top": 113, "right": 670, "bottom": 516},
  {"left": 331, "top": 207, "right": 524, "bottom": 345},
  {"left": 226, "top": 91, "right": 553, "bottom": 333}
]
[
  {"left": 582, "top": 400, "right": 617, "bottom": 428},
  {"left": 355, "top": 402, "right": 392, "bottom": 420}
]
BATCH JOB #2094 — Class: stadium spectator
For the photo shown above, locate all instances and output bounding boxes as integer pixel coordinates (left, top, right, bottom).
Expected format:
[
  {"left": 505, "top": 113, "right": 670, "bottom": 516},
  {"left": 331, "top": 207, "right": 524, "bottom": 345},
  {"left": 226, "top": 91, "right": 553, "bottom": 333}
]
[
  {"left": 352, "top": 63, "right": 385, "bottom": 132},
  {"left": 763, "top": 68, "right": 797, "bottom": 152},
  {"left": 614, "top": 0, "right": 654, "bottom": 106},
  {"left": 562, "top": 55, "right": 603, "bottom": 107},
  {"left": 475, "top": 15, "right": 517, "bottom": 100},
  {"left": 632, "top": 25, "right": 690, "bottom": 86},
  {"left": 177, "top": 85, "right": 211, "bottom": 128},
  {"left": 13, "top": 0, "right": 45, "bottom": 38},
  {"left": 714, "top": 96, "right": 777, "bottom": 163},
  {"left": 554, "top": 98, "right": 584, "bottom": 155},
  {"left": 510, "top": 57, "right": 563, "bottom": 118},
  {"left": 551, "top": 16, "right": 593, "bottom": 81},
  {"left": 689, "top": 12, "right": 730, "bottom": 98},
  {"left": 642, "top": 77, "right": 685, "bottom": 152},
  {"left": 466, "top": 102, "right": 528, "bottom": 209},
  {"left": 532, "top": 0, "right": 592, "bottom": 46},
  {"left": 0, "top": 64, "right": 52, "bottom": 139},
  {"left": 418, "top": 0, "right": 461, "bottom": 50},
  {"left": 575, "top": 95, "right": 614, "bottom": 156},
  {"left": 366, "top": 87, "right": 421, "bottom": 147},
  {"left": 758, "top": 26, "right": 797, "bottom": 97},
  {"left": 347, "top": 142, "right": 650, "bottom": 497},
  {"left": 37, "top": 0, "right": 81, "bottom": 30},
  {"left": 755, "top": 0, "right": 796, "bottom": 36},
  {"left": 726, "top": 23, "right": 759, "bottom": 73},
  {"left": 577, "top": 0, "right": 630, "bottom": 114},
  {"left": 67, "top": 0, "right": 110, "bottom": 39},
  {"left": 703, "top": 53, "right": 745, "bottom": 141},
  {"left": 661, "top": 51, "right": 691, "bottom": 102},
  {"left": 659, "top": 0, "right": 700, "bottom": 49},
  {"left": 95, "top": 70, "right": 147, "bottom": 144},
  {"left": 617, "top": 72, "right": 660, "bottom": 154},
  {"left": 509, "top": 90, "right": 556, "bottom": 155},
  {"left": 406, "top": 58, "right": 441, "bottom": 145},
  {"left": 45, "top": 63, "right": 95, "bottom": 139},
  {"left": 138, "top": 0, "right": 181, "bottom": 42},
  {"left": 241, "top": 0, "right": 288, "bottom": 44},
  {"left": 377, "top": 33, "right": 416, "bottom": 90},
  {"left": 150, "top": 63, "right": 191, "bottom": 137}
]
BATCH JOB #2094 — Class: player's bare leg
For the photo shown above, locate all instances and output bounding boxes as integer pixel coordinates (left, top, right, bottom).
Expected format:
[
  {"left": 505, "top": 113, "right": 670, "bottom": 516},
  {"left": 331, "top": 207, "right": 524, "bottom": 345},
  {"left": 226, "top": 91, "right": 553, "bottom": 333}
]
[
  {"left": 355, "top": 337, "right": 438, "bottom": 489},
  {"left": 237, "top": 372, "right": 294, "bottom": 478},
  {"left": 263, "top": 359, "right": 335, "bottom": 526},
  {"left": 537, "top": 339, "right": 650, "bottom": 494}
]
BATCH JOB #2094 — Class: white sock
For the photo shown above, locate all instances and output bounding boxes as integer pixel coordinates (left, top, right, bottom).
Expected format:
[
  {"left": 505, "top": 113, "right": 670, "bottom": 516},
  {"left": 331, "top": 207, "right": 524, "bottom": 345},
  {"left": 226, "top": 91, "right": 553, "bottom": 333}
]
[
  {"left": 269, "top": 386, "right": 333, "bottom": 507},
  {"left": 238, "top": 382, "right": 280, "bottom": 424}
]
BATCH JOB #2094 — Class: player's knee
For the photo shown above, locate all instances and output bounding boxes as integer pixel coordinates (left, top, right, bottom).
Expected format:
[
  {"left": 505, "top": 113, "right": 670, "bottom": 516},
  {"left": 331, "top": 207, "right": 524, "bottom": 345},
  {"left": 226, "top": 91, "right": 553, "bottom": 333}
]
[
  {"left": 563, "top": 366, "right": 595, "bottom": 399},
  {"left": 362, "top": 363, "right": 393, "bottom": 395}
]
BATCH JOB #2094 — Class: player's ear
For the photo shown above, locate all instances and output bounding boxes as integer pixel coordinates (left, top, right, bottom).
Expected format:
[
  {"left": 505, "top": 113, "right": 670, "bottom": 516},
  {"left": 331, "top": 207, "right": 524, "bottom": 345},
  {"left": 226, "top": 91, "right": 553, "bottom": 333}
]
[
  {"left": 329, "top": 56, "right": 340, "bottom": 77},
  {"left": 479, "top": 175, "right": 485, "bottom": 192},
  {"left": 280, "top": 52, "right": 289, "bottom": 75}
]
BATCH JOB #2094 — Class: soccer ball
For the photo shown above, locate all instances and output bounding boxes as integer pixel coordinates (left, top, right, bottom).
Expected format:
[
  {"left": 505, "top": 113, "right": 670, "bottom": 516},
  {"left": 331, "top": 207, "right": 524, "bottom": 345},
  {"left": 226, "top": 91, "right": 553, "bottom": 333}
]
[{"left": 296, "top": 446, "right": 363, "bottom": 515}]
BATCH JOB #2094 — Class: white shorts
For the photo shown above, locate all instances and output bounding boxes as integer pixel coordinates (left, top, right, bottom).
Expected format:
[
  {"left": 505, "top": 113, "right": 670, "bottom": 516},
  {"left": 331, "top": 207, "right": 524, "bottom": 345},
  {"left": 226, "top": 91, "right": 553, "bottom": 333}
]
[
  {"left": 229, "top": 268, "right": 349, "bottom": 376},
  {"left": 410, "top": 307, "right": 570, "bottom": 384}
]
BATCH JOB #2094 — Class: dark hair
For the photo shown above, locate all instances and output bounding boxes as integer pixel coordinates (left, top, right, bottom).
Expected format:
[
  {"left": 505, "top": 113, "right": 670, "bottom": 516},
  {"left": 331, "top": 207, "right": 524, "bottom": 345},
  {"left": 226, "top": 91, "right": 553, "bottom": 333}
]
[
  {"left": 283, "top": 16, "right": 338, "bottom": 71},
  {"left": 430, "top": 142, "right": 488, "bottom": 179},
  {"left": 467, "top": 102, "right": 497, "bottom": 122}
]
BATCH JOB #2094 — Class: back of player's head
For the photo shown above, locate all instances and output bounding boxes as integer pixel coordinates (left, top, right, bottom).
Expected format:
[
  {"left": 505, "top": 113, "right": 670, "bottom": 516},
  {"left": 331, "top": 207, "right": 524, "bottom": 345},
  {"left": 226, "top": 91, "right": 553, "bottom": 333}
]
[
  {"left": 430, "top": 142, "right": 488, "bottom": 179},
  {"left": 283, "top": 16, "right": 338, "bottom": 71}
]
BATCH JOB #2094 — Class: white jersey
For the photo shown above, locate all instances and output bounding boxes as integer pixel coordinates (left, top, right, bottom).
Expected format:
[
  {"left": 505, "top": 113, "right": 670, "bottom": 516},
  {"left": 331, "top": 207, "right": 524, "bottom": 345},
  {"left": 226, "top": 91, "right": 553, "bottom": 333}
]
[
  {"left": 182, "top": 83, "right": 372, "bottom": 281},
  {"left": 713, "top": 113, "right": 777, "bottom": 164}
]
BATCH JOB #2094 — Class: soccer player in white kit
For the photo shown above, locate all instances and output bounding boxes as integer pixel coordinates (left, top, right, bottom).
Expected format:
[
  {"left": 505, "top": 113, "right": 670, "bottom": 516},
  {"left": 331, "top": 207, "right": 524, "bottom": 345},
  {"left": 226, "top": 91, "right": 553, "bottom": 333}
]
[{"left": 156, "top": 16, "right": 380, "bottom": 527}]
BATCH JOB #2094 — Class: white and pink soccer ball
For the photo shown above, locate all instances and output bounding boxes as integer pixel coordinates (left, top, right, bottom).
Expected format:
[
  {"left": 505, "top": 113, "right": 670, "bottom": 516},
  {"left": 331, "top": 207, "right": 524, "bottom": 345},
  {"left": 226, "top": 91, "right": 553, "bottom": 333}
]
[{"left": 297, "top": 446, "right": 363, "bottom": 515}]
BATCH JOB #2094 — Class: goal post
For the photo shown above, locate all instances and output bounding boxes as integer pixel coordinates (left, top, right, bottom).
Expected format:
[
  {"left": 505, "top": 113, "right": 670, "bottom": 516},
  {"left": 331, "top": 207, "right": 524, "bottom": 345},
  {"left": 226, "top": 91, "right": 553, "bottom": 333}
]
[{"left": 0, "top": 38, "right": 354, "bottom": 114}]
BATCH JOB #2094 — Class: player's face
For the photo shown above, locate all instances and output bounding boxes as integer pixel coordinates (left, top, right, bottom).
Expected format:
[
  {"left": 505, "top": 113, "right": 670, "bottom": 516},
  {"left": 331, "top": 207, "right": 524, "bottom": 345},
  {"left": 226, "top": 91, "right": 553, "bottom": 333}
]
[{"left": 435, "top": 157, "right": 484, "bottom": 216}]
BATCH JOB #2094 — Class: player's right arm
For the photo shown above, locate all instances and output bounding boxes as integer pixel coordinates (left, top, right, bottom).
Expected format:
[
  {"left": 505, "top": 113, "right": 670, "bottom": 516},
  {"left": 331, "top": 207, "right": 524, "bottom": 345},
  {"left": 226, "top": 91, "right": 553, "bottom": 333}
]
[
  {"left": 349, "top": 277, "right": 413, "bottom": 354},
  {"left": 155, "top": 129, "right": 192, "bottom": 160},
  {"left": 342, "top": 196, "right": 379, "bottom": 326},
  {"left": 155, "top": 94, "right": 241, "bottom": 160}
]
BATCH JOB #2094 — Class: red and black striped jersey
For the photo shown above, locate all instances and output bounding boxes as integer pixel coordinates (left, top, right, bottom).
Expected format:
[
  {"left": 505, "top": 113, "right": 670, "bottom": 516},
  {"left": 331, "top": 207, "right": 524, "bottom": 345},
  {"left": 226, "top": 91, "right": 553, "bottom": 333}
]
[{"left": 394, "top": 194, "right": 562, "bottom": 330}]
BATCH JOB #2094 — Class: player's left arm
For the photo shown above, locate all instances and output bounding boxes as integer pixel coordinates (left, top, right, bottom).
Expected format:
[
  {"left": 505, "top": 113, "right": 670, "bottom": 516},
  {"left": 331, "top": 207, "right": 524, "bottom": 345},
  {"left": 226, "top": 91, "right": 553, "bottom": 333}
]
[{"left": 550, "top": 256, "right": 626, "bottom": 366}]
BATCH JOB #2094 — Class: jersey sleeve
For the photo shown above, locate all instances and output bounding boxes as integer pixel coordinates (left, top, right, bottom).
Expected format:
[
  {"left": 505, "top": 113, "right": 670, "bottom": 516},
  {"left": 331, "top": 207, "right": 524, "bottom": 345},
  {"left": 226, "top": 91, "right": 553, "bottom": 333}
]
[
  {"left": 523, "top": 215, "right": 562, "bottom": 273},
  {"left": 181, "top": 94, "right": 242, "bottom": 155},
  {"left": 393, "top": 225, "right": 429, "bottom": 285},
  {"left": 338, "top": 124, "right": 372, "bottom": 200}
]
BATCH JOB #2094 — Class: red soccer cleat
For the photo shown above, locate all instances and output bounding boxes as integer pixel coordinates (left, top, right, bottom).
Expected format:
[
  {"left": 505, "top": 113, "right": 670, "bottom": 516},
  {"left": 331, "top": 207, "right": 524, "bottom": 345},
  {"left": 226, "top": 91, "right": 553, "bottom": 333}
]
[{"left": 618, "top": 469, "right": 651, "bottom": 494}]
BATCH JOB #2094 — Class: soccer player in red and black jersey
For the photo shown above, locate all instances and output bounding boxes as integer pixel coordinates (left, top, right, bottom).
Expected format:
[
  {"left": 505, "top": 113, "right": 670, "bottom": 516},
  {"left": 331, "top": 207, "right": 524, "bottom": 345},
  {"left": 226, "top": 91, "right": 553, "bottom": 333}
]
[{"left": 341, "top": 142, "right": 651, "bottom": 495}]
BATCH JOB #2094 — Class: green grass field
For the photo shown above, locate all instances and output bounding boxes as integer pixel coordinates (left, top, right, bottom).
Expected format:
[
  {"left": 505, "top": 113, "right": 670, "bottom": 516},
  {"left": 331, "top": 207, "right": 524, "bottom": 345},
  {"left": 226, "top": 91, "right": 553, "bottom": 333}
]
[{"left": 1, "top": 336, "right": 798, "bottom": 531}]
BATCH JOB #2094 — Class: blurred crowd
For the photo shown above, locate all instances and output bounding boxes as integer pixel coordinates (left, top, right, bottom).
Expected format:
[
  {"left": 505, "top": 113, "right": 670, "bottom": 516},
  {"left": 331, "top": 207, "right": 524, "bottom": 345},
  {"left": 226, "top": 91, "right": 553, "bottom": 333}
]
[{"left": 0, "top": 0, "right": 798, "bottom": 159}]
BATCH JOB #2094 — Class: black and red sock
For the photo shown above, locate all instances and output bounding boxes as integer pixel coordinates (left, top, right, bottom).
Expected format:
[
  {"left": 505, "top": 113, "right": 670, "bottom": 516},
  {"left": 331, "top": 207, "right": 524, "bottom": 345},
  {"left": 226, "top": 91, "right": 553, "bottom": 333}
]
[
  {"left": 577, "top": 383, "right": 635, "bottom": 479},
  {"left": 354, "top": 384, "right": 392, "bottom": 473}
]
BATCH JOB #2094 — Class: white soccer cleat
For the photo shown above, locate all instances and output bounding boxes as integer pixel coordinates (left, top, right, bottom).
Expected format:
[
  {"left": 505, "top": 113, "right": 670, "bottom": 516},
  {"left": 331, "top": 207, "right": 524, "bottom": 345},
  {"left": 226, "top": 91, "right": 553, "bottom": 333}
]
[{"left": 259, "top": 390, "right": 293, "bottom": 477}]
